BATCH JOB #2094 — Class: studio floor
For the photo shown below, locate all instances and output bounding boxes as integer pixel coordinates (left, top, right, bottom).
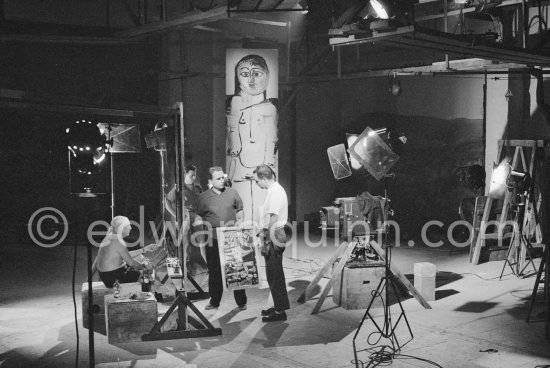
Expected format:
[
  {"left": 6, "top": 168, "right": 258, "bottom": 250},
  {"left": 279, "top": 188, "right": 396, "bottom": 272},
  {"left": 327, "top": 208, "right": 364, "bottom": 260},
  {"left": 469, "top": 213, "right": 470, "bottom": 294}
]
[{"left": 1, "top": 231, "right": 550, "bottom": 368}]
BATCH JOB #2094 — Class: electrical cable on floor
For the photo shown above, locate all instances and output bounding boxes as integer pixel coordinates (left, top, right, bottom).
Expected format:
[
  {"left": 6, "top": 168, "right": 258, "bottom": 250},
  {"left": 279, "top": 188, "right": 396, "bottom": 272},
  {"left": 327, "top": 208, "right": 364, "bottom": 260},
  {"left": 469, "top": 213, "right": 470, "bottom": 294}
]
[
  {"left": 395, "top": 353, "right": 444, "bottom": 367},
  {"left": 72, "top": 218, "right": 79, "bottom": 368},
  {"left": 352, "top": 346, "right": 444, "bottom": 368},
  {"left": 510, "top": 289, "right": 535, "bottom": 299},
  {"left": 458, "top": 272, "right": 513, "bottom": 281}
]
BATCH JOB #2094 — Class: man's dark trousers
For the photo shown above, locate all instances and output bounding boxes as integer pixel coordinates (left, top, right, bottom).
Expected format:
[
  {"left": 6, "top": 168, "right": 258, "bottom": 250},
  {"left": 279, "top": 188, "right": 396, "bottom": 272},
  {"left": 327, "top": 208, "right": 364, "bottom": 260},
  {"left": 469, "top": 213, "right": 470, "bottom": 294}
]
[{"left": 205, "top": 238, "right": 247, "bottom": 307}]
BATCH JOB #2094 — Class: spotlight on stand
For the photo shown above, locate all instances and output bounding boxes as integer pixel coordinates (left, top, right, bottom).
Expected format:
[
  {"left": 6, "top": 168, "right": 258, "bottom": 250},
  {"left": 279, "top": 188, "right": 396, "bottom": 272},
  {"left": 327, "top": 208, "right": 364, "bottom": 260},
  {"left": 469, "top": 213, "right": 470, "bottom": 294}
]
[
  {"left": 507, "top": 170, "right": 532, "bottom": 193},
  {"left": 361, "top": 0, "right": 412, "bottom": 31},
  {"left": 347, "top": 127, "right": 400, "bottom": 180},
  {"left": 488, "top": 157, "right": 511, "bottom": 199},
  {"left": 66, "top": 120, "right": 109, "bottom": 196}
]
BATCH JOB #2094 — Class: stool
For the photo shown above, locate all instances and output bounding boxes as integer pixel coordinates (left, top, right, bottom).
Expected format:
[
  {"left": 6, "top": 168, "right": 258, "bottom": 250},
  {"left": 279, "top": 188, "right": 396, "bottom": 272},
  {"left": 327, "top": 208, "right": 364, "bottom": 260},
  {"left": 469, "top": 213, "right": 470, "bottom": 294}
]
[
  {"left": 105, "top": 293, "right": 158, "bottom": 344},
  {"left": 81, "top": 282, "right": 111, "bottom": 329},
  {"left": 414, "top": 262, "right": 436, "bottom": 302}
]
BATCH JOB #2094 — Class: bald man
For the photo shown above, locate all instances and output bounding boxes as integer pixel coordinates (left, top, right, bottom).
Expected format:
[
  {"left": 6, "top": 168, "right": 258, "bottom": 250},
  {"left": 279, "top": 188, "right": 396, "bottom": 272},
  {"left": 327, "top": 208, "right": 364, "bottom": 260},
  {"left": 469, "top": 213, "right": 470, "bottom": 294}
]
[{"left": 97, "top": 216, "right": 155, "bottom": 288}]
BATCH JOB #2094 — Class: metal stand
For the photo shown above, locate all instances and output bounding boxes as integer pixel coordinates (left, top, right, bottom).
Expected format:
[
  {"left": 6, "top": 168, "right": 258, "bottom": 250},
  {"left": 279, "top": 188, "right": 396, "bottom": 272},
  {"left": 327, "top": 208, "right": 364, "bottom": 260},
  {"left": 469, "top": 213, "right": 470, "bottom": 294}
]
[
  {"left": 526, "top": 244, "right": 550, "bottom": 338},
  {"left": 499, "top": 193, "right": 537, "bottom": 279},
  {"left": 352, "top": 178, "right": 413, "bottom": 367},
  {"left": 142, "top": 102, "right": 221, "bottom": 341},
  {"left": 352, "top": 235, "right": 413, "bottom": 367}
]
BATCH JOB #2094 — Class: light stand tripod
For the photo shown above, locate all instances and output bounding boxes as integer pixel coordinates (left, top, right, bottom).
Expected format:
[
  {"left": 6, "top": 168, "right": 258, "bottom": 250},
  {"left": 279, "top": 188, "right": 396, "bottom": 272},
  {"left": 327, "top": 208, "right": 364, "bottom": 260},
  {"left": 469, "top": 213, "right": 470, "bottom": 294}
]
[
  {"left": 352, "top": 175, "right": 413, "bottom": 368},
  {"left": 499, "top": 188, "right": 537, "bottom": 279},
  {"left": 142, "top": 102, "right": 221, "bottom": 340},
  {"left": 526, "top": 243, "right": 550, "bottom": 337}
]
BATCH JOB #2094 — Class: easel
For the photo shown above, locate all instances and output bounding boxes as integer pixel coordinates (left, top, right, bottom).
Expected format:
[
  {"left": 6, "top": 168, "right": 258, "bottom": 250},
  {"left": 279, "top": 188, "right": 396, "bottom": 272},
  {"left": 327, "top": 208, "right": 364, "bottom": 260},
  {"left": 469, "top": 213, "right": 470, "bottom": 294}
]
[
  {"left": 143, "top": 102, "right": 221, "bottom": 341},
  {"left": 297, "top": 237, "right": 431, "bottom": 314},
  {"left": 471, "top": 140, "right": 545, "bottom": 265}
]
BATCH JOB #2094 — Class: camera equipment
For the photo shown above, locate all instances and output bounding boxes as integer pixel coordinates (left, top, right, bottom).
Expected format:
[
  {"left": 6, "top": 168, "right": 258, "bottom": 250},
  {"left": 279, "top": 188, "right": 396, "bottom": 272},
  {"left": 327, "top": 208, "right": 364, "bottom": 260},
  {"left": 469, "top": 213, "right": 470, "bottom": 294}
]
[{"left": 320, "top": 194, "right": 388, "bottom": 239}]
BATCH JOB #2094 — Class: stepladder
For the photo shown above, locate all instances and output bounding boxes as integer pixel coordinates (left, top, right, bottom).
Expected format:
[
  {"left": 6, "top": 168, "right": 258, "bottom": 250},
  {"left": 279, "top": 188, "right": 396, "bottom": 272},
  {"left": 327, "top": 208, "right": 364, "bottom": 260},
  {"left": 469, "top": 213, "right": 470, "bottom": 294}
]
[{"left": 470, "top": 140, "right": 547, "bottom": 265}]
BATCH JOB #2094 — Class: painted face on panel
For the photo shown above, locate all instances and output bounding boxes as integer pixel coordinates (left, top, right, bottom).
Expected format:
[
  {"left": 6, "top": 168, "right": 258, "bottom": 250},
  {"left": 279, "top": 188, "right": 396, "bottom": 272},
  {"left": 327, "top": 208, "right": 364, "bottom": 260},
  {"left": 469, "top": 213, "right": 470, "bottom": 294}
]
[{"left": 237, "top": 61, "right": 269, "bottom": 96}]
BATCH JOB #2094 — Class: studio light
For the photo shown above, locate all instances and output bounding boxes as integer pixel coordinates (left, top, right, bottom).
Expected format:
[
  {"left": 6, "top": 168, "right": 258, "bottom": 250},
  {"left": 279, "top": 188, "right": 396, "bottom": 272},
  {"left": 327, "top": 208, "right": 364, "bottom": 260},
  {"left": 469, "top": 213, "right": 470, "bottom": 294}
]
[
  {"left": 362, "top": 0, "right": 412, "bottom": 31},
  {"left": 370, "top": 0, "right": 390, "bottom": 19},
  {"left": 488, "top": 157, "right": 511, "bottom": 199},
  {"left": 66, "top": 119, "right": 108, "bottom": 183},
  {"left": 389, "top": 73, "right": 402, "bottom": 96},
  {"left": 346, "top": 133, "right": 363, "bottom": 170}
]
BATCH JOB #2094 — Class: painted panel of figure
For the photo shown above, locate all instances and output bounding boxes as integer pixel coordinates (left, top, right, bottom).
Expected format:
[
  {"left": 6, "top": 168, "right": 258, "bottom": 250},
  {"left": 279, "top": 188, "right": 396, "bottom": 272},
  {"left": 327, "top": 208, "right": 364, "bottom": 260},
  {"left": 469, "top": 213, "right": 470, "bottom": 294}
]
[{"left": 226, "top": 49, "right": 279, "bottom": 224}]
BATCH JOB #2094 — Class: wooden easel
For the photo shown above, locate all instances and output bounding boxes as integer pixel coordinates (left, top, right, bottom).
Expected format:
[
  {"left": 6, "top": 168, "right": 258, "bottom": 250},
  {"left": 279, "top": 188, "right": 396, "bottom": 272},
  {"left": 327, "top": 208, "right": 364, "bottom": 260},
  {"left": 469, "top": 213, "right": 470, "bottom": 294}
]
[
  {"left": 297, "top": 237, "right": 431, "bottom": 314},
  {"left": 471, "top": 140, "right": 545, "bottom": 265}
]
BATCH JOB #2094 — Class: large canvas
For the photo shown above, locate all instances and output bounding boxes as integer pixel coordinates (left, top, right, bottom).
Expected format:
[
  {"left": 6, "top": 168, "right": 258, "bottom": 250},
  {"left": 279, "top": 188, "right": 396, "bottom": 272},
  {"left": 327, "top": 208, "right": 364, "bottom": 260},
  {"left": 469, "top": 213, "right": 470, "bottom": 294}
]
[
  {"left": 216, "top": 226, "right": 262, "bottom": 291},
  {"left": 225, "top": 49, "right": 279, "bottom": 224}
]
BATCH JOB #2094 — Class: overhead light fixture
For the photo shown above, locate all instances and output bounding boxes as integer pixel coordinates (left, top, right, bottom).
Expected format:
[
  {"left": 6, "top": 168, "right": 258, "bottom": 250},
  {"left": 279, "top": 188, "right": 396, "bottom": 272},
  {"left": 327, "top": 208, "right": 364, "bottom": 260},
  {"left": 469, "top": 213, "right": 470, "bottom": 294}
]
[
  {"left": 298, "top": 0, "right": 308, "bottom": 13},
  {"left": 505, "top": 89, "right": 513, "bottom": 102},
  {"left": 475, "top": 0, "right": 503, "bottom": 12},
  {"left": 370, "top": 0, "right": 390, "bottom": 19},
  {"left": 389, "top": 72, "right": 402, "bottom": 96},
  {"left": 361, "top": 0, "right": 412, "bottom": 31}
]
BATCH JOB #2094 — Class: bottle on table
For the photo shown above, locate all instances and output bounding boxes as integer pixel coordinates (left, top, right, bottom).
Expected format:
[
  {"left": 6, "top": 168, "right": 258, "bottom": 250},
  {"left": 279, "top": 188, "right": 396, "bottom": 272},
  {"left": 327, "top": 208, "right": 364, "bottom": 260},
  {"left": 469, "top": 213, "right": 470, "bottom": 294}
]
[
  {"left": 142, "top": 270, "right": 151, "bottom": 292},
  {"left": 113, "top": 279, "right": 120, "bottom": 299}
]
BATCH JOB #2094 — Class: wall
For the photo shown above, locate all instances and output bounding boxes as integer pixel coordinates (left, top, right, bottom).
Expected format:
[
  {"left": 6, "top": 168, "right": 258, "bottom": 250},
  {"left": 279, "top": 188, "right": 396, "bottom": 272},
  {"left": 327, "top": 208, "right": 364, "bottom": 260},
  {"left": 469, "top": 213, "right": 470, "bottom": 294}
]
[
  {"left": 0, "top": 39, "right": 160, "bottom": 242},
  {"left": 294, "top": 71, "right": 550, "bottom": 239},
  {"left": 295, "top": 74, "right": 485, "bottom": 240}
]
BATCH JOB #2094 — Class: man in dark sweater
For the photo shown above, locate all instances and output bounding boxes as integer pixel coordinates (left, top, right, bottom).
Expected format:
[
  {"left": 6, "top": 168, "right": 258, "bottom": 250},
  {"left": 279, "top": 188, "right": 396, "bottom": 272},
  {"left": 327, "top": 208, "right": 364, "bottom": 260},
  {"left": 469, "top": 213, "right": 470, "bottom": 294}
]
[{"left": 196, "top": 166, "right": 247, "bottom": 310}]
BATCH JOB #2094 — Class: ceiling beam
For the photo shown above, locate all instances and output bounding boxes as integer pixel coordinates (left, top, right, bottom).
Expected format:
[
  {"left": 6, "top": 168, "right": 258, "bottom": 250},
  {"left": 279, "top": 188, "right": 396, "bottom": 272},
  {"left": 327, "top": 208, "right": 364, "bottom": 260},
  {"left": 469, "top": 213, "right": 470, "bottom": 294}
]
[
  {"left": 0, "top": 34, "right": 138, "bottom": 44},
  {"left": 289, "top": 60, "right": 549, "bottom": 84},
  {"left": 232, "top": 17, "right": 288, "bottom": 27},
  {"left": 114, "top": 6, "right": 229, "bottom": 38},
  {"left": 0, "top": 100, "right": 170, "bottom": 118}
]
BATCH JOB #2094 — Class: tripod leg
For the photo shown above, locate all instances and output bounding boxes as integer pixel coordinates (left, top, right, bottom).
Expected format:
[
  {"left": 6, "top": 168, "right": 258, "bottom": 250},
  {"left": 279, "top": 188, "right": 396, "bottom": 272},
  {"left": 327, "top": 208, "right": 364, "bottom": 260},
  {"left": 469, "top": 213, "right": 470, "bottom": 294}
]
[
  {"left": 527, "top": 246, "right": 547, "bottom": 322},
  {"left": 545, "top": 246, "right": 550, "bottom": 338},
  {"left": 500, "top": 232, "right": 517, "bottom": 280},
  {"left": 518, "top": 236, "right": 537, "bottom": 277}
]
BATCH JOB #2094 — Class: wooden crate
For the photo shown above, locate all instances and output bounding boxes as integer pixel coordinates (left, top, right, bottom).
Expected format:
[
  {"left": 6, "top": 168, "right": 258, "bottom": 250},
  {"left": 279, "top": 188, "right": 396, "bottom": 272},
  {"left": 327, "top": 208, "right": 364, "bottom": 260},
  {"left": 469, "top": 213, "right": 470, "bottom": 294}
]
[
  {"left": 333, "top": 264, "right": 385, "bottom": 310},
  {"left": 81, "top": 282, "right": 112, "bottom": 330},
  {"left": 105, "top": 293, "right": 158, "bottom": 344},
  {"left": 81, "top": 281, "right": 143, "bottom": 329}
]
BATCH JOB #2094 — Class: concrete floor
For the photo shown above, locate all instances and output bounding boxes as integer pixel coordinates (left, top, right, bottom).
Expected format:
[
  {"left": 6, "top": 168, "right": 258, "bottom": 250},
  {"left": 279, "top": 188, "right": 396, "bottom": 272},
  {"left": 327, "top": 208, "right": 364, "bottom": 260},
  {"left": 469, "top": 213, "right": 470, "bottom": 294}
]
[{"left": 1, "top": 232, "right": 550, "bottom": 368}]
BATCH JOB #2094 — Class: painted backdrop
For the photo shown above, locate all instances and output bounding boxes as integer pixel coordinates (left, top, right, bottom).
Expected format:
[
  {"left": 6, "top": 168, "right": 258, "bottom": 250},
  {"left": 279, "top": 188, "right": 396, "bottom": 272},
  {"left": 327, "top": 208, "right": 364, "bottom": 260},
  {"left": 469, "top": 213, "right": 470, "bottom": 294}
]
[{"left": 225, "top": 49, "right": 279, "bottom": 225}]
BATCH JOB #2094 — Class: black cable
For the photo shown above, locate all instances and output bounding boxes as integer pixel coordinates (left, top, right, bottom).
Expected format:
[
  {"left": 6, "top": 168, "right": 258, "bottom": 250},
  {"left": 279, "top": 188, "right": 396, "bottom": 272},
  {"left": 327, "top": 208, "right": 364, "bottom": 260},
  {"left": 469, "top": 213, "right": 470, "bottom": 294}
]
[
  {"left": 354, "top": 346, "right": 444, "bottom": 368},
  {"left": 458, "top": 272, "right": 512, "bottom": 281},
  {"left": 72, "top": 204, "right": 79, "bottom": 368},
  {"left": 396, "top": 353, "right": 444, "bottom": 367}
]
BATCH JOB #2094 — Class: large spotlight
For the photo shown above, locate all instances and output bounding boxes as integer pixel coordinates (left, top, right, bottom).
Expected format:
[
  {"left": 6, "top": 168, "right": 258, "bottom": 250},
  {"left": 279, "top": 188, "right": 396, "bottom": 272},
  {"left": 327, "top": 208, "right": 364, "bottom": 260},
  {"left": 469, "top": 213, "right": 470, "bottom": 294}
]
[
  {"left": 362, "top": 0, "right": 412, "bottom": 31},
  {"left": 347, "top": 126, "right": 399, "bottom": 181},
  {"left": 370, "top": 0, "right": 390, "bottom": 19},
  {"left": 66, "top": 120, "right": 108, "bottom": 195}
]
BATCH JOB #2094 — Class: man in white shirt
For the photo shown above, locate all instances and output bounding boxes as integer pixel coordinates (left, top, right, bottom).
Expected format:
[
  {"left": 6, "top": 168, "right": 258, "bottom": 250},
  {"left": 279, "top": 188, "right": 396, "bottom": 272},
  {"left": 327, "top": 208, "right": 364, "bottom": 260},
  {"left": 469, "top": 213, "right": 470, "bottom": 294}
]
[{"left": 253, "top": 164, "right": 290, "bottom": 322}]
